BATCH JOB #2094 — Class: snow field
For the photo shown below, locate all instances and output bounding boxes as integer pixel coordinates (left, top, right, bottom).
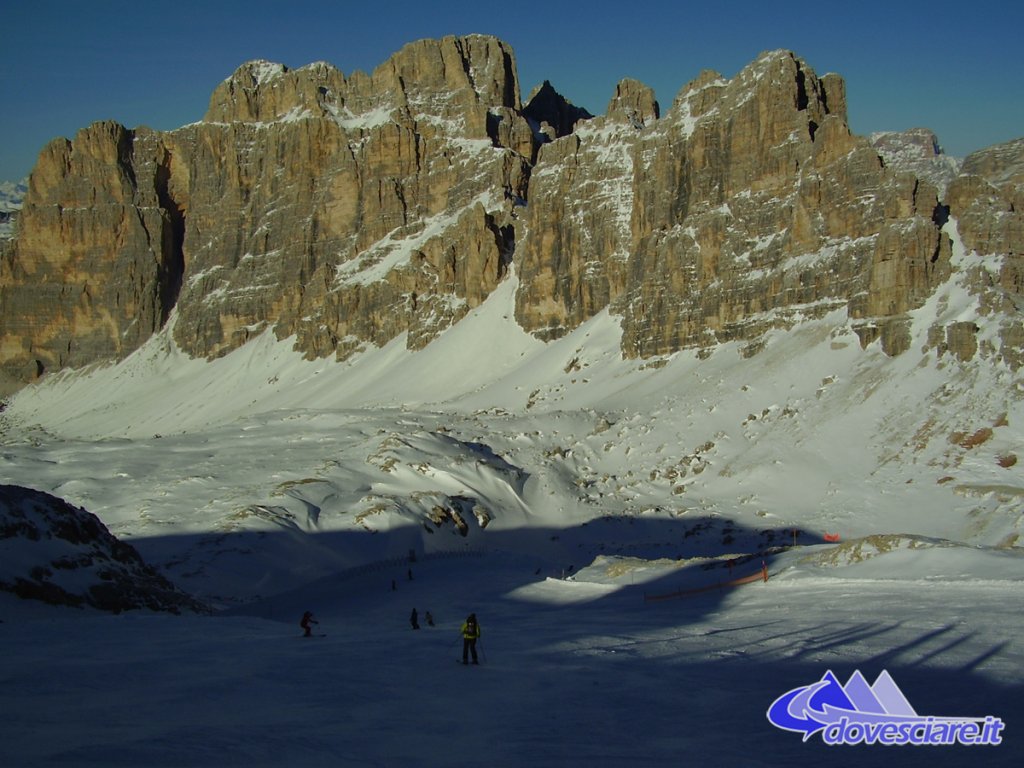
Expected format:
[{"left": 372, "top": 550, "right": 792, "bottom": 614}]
[{"left": 2, "top": 545, "right": 1022, "bottom": 767}]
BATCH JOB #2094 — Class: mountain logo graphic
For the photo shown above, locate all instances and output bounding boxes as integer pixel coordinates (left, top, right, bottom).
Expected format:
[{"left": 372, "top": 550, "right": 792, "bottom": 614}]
[{"left": 766, "top": 670, "right": 1005, "bottom": 746}]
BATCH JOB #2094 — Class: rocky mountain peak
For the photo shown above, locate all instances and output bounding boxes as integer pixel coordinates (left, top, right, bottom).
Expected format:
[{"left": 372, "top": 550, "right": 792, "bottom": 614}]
[
  {"left": 230, "top": 59, "right": 289, "bottom": 87},
  {"left": 873, "top": 127, "right": 944, "bottom": 157},
  {"left": 523, "top": 80, "right": 594, "bottom": 139},
  {"left": 606, "top": 78, "right": 659, "bottom": 127},
  {"left": 204, "top": 35, "right": 522, "bottom": 129},
  {"left": 0, "top": 38, "right": 1021, "bottom": 394},
  {"left": 871, "top": 128, "right": 961, "bottom": 195},
  {"left": 365, "top": 34, "right": 523, "bottom": 139},
  {"left": 205, "top": 58, "right": 345, "bottom": 124},
  {"left": 962, "top": 136, "right": 1024, "bottom": 185}
]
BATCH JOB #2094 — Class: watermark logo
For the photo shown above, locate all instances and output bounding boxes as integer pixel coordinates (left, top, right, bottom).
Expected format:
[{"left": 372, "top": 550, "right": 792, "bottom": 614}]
[{"left": 766, "top": 670, "right": 1005, "bottom": 746}]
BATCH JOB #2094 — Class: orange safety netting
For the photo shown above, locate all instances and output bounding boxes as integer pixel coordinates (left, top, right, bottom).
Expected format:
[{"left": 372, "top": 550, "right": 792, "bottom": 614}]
[{"left": 643, "top": 561, "right": 768, "bottom": 602}]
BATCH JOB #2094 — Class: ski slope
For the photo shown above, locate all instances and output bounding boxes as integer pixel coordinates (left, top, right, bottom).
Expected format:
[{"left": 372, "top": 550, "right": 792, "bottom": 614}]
[{"left": 1, "top": 544, "right": 1021, "bottom": 766}]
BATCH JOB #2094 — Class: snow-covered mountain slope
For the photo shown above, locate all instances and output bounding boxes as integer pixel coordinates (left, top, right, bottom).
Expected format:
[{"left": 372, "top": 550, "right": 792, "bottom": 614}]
[{"left": 1, "top": 224, "right": 1020, "bottom": 608}]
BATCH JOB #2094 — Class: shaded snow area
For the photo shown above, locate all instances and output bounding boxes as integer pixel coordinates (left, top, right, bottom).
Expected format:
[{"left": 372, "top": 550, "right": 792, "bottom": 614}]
[
  {"left": 1, "top": 273, "right": 1022, "bottom": 765},
  {"left": 1, "top": 551, "right": 1021, "bottom": 767}
]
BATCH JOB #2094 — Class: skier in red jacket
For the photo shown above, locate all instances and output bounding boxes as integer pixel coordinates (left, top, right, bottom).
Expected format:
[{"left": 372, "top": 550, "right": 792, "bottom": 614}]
[{"left": 300, "top": 611, "right": 318, "bottom": 637}]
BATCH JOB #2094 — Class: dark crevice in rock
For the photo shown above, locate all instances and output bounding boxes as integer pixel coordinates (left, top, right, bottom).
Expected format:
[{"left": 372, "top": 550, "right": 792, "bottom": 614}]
[
  {"left": 495, "top": 221, "right": 515, "bottom": 280},
  {"left": 155, "top": 152, "right": 185, "bottom": 327},
  {"left": 117, "top": 128, "right": 138, "bottom": 189},
  {"left": 795, "top": 64, "right": 810, "bottom": 112},
  {"left": 795, "top": 64, "right": 817, "bottom": 141}
]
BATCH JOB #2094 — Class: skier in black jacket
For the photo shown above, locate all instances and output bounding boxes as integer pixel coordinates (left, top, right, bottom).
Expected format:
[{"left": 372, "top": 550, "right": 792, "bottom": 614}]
[{"left": 461, "top": 613, "right": 480, "bottom": 664}]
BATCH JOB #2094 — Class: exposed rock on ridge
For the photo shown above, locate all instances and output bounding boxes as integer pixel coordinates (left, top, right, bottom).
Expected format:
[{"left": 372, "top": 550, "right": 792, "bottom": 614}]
[
  {"left": 0, "top": 484, "right": 208, "bottom": 613},
  {"left": 1, "top": 121, "right": 184, "bottom": 389},
  {"left": 523, "top": 80, "right": 595, "bottom": 142},
  {"left": 944, "top": 138, "right": 1024, "bottom": 368},
  {"left": 516, "top": 51, "right": 956, "bottom": 360},
  {"left": 870, "top": 128, "right": 960, "bottom": 195},
  {"left": 1, "top": 39, "right": 1022, "bottom": 392}
]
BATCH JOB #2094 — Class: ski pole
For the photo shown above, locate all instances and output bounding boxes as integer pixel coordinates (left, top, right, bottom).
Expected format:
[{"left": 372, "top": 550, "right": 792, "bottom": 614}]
[{"left": 478, "top": 639, "right": 486, "bottom": 664}]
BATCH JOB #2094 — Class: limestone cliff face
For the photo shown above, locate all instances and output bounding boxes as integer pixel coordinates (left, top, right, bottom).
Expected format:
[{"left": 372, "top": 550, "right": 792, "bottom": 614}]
[
  {"left": 513, "top": 51, "right": 1021, "bottom": 368},
  {"left": 943, "top": 138, "right": 1024, "bottom": 367},
  {"left": 167, "top": 35, "right": 532, "bottom": 361},
  {"left": 1, "top": 40, "right": 1022, "bottom": 391},
  {"left": 1, "top": 35, "right": 531, "bottom": 387},
  {"left": 0, "top": 121, "right": 183, "bottom": 387},
  {"left": 515, "top": 51, "right": 955, "bottom": 359},
  {"left": 513, "top": 80, "right": 653, "bottom": 340}
]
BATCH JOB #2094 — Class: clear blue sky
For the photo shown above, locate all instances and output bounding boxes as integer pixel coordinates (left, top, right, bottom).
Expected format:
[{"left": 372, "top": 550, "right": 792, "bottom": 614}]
[{"left": 2, "top": 0, "right": 1021, "bottom": 182}]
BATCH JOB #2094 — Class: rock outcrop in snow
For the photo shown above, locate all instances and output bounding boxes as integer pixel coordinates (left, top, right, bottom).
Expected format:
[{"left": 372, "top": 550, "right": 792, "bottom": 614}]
[{"left": 0, "top": 485, "right": 209, "bottom": 613}]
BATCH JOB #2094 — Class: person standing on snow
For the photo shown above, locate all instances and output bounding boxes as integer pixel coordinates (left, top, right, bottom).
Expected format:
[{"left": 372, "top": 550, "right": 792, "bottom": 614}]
[
  {"left": 300, "top": 611, "right": 318, "bottom": 637},
  {"left": 461, "top": 613, "right": 481, "bottom": 664},
  {"left": 410, "top": 607, "right": 420, "bottom": 630}
]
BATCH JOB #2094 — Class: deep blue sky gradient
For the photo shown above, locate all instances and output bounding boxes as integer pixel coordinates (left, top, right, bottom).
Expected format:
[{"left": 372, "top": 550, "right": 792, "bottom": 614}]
[{"left": 2, "top": 0, "right": 1021, "bottom": 181}]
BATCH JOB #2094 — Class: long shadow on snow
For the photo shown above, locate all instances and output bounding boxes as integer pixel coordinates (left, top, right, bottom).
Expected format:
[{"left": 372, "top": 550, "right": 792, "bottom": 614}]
[
  {"left": 22, "top": 510, "right": 1020, "bottom": 768},
  {"left": 187, "top": 518, "right": 1021, "bottom": 768},
  {"left": 131, "top": 511, "right": 812, "bottom": 615}
]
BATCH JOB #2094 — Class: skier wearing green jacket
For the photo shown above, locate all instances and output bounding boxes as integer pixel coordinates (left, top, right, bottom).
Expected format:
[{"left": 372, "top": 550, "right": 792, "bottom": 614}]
[{"left": 461, "top": 613, "right": 481, "bottom": 665}]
